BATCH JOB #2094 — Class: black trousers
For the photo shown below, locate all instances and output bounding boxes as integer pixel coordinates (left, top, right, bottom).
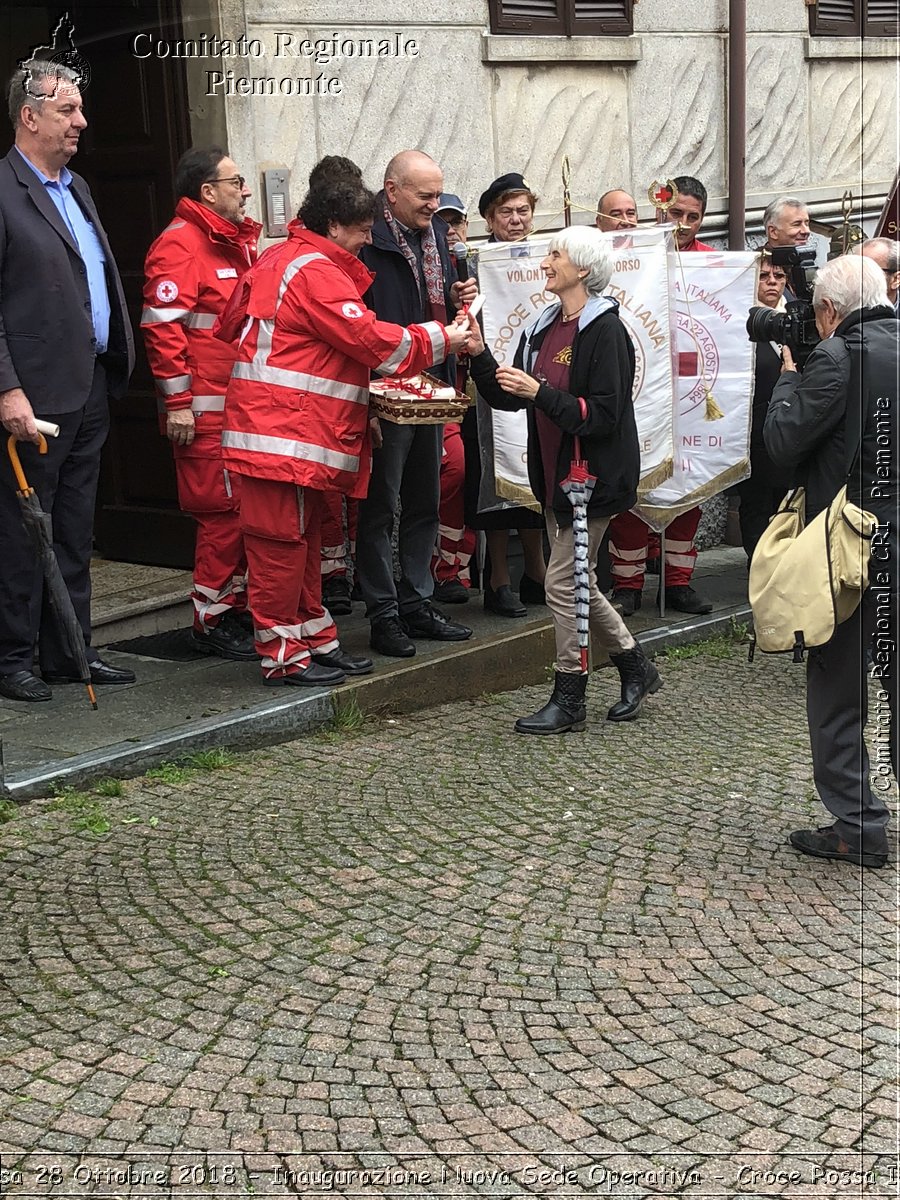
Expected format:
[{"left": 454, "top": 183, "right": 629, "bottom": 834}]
[
  {"left": 806, "top": 580, "right": 897, "bottom": 851},
  {"left": 0, "top": 362, "right": 109, "bottom": 675},
  {"left": 736, "top": 478, "right": 785, "bottom": 566},
  {"left": 356, "top": 421, "right": 442, "bottom": 623}
]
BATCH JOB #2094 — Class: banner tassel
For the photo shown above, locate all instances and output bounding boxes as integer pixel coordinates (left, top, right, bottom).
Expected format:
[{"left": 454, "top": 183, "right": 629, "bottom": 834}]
[{"left": 705, "top": 390, "right": 725, "bottom": 421}]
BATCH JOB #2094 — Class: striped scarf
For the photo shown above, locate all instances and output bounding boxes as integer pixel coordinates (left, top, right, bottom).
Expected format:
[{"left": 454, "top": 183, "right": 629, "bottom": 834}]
[{"left": 383, "top": 199, "right": 447, "bottom": 323}]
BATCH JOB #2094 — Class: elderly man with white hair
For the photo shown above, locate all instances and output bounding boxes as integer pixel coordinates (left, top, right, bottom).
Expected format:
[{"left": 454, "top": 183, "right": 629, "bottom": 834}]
[
  {"left": 765, "top": 254, "right": 899, "bottom": 869},
  {"left": 466, "top": 227, "right": 663, "bottom": 735}
]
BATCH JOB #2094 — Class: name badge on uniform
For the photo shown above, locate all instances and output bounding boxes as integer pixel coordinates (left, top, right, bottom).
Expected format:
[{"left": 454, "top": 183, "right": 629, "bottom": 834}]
[{"left": 217, "top": 268, "right": 238, "bottom": 279}]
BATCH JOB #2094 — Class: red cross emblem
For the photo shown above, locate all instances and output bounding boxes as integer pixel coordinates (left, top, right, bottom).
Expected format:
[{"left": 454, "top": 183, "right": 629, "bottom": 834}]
[{"left": 156, "top": 279, "right": 179, "bottom": 303}]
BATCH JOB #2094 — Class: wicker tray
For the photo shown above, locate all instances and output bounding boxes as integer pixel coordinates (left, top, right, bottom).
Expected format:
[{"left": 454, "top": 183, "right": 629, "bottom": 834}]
[{"left": 370, "top": 372, "right": 471, "bottom": 425}]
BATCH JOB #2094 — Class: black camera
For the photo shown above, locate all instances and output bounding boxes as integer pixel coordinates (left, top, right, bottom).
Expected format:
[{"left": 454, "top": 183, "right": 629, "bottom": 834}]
[{"left": 746, "top": 246, "right": 820, "bottom": 367}]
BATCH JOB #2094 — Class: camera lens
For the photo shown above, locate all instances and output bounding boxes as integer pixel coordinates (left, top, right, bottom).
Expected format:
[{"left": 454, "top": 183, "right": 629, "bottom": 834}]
[{"left": 747, "top": 306, "right": 786, "bottom": 343}]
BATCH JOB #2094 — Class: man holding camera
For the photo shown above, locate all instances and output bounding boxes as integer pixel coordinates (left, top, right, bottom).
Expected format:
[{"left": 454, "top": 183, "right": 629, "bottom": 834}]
[{"left": 764, "top": 254, "right": 898, "bottom": 869}]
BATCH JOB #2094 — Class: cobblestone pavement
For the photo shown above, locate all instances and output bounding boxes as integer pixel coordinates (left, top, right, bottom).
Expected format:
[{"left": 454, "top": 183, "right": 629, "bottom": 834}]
[{"left": 0, "top": 640, "right": 896, "bottom": 1198}]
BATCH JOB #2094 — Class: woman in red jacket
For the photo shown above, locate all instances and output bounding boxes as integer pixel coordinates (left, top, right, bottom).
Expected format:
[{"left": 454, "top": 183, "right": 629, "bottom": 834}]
[{"left": 217, "top": 179, "right": 471, "bottom": 687}]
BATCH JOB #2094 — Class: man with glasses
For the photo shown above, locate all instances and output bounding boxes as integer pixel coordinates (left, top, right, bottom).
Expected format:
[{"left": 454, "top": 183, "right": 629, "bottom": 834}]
[
  {"left": 357, "top": 149, "right": 477, "bottom": 658},
  {"left": 142, "top": 147, "right": 261, "bottom": 660},
  {"left": 854, "top": 238, "right": 900, "bottom": 314}
]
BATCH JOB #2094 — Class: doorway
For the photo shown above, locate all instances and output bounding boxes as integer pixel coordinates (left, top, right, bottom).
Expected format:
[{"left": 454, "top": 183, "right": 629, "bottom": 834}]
[{"left": 1, "top": 1, "right": 195, "bottom": 567}]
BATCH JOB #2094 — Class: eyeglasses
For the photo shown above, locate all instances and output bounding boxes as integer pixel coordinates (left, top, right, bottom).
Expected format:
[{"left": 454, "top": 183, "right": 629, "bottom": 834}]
[{"left": 206, "top": 175, "right": 245, "bottom": 188}]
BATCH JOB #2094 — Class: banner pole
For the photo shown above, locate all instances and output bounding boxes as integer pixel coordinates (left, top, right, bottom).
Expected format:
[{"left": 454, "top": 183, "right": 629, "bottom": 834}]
[{"left": 658, "top": 525, "right": 666, "bottom": 618}]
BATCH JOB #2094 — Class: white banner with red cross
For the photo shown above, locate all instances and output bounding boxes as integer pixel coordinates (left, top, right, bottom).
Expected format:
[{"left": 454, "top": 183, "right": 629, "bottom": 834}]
[
  {"left": 475, "top": 230, "right": 676, "bottom": 508},
  {"left": 636, "top": 251, "right": 758, "bottom": 531}
]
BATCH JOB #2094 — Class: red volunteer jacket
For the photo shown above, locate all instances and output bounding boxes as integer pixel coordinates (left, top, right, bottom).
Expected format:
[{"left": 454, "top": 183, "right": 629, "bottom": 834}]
[
  {"left": 215, "top": 222, "right": 449, "bottom": 498},
  {"left": 141, "top": 197, "right": 261, "bottom": 428},
  {"left": 683, "top": 237, "right": 716, "bottom": 252}
]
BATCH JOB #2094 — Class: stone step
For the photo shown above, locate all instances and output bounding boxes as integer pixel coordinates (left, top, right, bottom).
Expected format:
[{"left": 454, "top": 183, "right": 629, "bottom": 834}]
[{"left": 90, "top": 559, "right": 193, "bottom": 645}]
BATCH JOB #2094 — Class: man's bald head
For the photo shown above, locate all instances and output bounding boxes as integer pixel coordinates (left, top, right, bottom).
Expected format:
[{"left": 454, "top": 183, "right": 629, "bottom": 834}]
[
  {"left": 596, "top": 189, "right": 638, "bottom": 231},
  {"left": 384, "top": 150, "right": 443, "bottom": 230},
  {"left": 384, "top": 150, "right": 437, "bottom": 188}
]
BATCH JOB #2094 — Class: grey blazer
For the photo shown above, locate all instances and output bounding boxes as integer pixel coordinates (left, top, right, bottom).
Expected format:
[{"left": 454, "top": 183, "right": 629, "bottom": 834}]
[{"left": 0, "top": 147, "right": 134, "bottom": 415}]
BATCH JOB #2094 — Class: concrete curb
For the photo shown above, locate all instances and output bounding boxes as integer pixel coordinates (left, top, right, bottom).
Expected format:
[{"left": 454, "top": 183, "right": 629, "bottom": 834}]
[{"left": 2, "top": 604, "right": 751, "bottom": 802}]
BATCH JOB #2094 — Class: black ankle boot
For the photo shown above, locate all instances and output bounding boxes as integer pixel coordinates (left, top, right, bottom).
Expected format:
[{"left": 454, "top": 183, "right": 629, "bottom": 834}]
[
  {"left": 515, "top": 670, "right": 587, "bottom": 735},
  {"left": 607, "top": 643, "right": 662, "bottom": 722}
]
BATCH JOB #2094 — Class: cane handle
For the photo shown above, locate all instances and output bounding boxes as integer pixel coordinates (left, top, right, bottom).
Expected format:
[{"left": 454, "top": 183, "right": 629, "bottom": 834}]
[{"left": 6, "top": 433, "right": 48, "bottom": 494}]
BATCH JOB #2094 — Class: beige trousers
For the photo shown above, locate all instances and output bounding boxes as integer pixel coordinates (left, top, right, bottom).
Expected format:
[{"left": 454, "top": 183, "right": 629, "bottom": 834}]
[{"left": 544, "top": 509, "right": 636, "bottom": 673}]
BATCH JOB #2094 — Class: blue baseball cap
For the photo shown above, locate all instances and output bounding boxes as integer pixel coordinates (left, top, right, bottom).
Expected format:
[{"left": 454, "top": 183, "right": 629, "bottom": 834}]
[{"left": 436, "top": 193, "right": 467, "bottom": 218}]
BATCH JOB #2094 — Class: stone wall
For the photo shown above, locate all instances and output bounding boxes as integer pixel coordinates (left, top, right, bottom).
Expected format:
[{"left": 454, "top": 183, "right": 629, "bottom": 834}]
[{"left": 202, "top": 0, "right": 896, "bottom": 236}]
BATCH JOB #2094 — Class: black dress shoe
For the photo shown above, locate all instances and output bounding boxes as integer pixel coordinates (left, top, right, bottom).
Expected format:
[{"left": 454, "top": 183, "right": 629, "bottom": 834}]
[
  {"left": 484, "top": 584, "right": 527, "bottom": 618},
  {"left": 518, "top": 574, "right": 546, "bottom": 605},
  {"left": 433, "top": 579, "right": 470, "bottom": 604},
  {"left": 191, "top": 614, "right": 258, "bottom": 661},
  {"left": 45, "top": 660, "right": 136, "bottom": 685},
  {"left": 400, "top": 603, "right": 472, "bottom": 641},
  {"left": 263, "top": 662, "right": 346, "bottom": 687},
  {"left": 370, "top": 617, "right": 416, "bottom": 658},
  {"left": 0, "top": 669, "right": 51, "bottom": 702},
  {"left": 663, "top": 586, "right": 713, "bottom": 615},
  {"left": 311, "top": 648, "right": 374, "bottom": 676},
  {"left": 789, "top": 825, "right": 888, "bottom": 869}
]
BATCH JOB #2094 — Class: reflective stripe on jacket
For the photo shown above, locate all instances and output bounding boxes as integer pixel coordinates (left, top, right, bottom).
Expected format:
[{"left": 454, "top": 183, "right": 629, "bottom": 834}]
[
  {"left": 216, "top": 222, "right": 449, "bottom": 497},
  {"left": 141, "top": 197, "right": 260, "bottom": 427}
]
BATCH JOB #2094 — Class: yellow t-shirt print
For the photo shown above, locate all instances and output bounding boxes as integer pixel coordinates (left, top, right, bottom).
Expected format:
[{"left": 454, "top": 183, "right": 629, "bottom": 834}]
[{"left": 552, "top": 345, "right": 572, "bottom": 367}]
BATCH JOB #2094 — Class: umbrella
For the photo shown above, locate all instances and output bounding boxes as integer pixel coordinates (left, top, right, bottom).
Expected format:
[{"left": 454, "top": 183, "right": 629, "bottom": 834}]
[
  {"left": 6, "top": 432, "right": 97, "bottom": 709},
  {"left": 559, "top": 412, "right": 597, "bottom": 673}
]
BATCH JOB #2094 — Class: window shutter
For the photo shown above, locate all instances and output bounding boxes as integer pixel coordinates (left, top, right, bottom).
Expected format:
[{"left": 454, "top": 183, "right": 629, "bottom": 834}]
[
  {"left": 864, "top": 0, "right": 900, "bottom": 35},
  {"left": 809, "top": 0, "right": 862, "bottom": 34},
  {"left": 571, "top": 0, "right": 633, "bottom": 33},
  {"left": 488, "top": 0, "right": 566, "bottom": 34}
]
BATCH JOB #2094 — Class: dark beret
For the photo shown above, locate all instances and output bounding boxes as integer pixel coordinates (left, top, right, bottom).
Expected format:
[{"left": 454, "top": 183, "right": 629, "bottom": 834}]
[{"left": 478, "top": 172, "right": 531, "bottom": 218}]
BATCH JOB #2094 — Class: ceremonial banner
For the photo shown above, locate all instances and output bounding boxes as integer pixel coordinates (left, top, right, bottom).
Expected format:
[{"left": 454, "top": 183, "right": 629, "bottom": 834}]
[
  {"left": 475, "top": 238, "right": 551, "bottom": 509},
  {"left": 636, "top": 252, "right": 758, "bottom": 531},
  {"left": 603, "top": 228, "right": 677, "bottom": 495},
  {"left": 476, "top": 229, "right": 676, "bottom": 509}
]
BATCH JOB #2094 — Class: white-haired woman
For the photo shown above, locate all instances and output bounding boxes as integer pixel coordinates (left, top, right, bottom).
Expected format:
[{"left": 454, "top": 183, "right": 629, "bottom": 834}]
[{"left": 467, "top": 226, "right": 662, "bottom": 734}]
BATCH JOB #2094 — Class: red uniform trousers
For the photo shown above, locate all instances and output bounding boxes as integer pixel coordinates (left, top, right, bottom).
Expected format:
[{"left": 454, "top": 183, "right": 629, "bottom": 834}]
[
  {"left": 320, "top": 492, "right": 358, "bottom": 581},
  {"left": 432, "top": 422, "right": 476, "bottom": 587},
  {"left": 236, "top": 475, "right": 339, "bottom": 679},
  {"left": 608, "top": 506, "right": 702, "bottom": 592},
  {"left": 172, "top": 432, "right": 248, "bottom": 631}
]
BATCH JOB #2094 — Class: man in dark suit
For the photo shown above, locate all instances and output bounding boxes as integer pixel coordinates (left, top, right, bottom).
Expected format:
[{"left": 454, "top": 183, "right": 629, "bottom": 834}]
[
  {"left": 0, "top": 60, "right": 135, "bottom": 701},
  {"left": 356, "top": 150, "right": 477, "bottom": 658}
]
